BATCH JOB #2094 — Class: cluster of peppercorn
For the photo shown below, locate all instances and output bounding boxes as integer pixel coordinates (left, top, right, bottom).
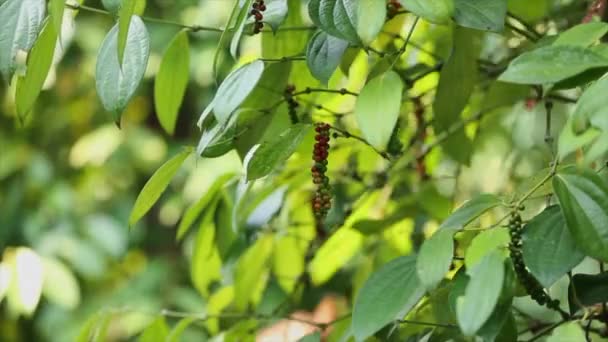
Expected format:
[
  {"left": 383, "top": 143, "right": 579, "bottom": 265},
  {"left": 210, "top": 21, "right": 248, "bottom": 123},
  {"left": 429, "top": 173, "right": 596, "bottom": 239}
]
[
  {"left": 387, "top": 0, "right": 402, "bottom": 19},
  {"left": 508, "top": 212, "right": 561, "bottom": 310},
  {"left": 311, "top": 123, "right": 332, "bottom": 232},
  {"left": 251, "top": 0, "right": 266, "bottom": 34},
  {"left": 284, "top": 85, "right": 299, "bottom": 124}
]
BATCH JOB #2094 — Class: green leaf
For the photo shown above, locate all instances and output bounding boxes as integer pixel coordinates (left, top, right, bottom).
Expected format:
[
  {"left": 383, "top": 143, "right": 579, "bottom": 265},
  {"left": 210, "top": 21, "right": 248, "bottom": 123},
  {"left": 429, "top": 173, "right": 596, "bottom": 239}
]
[
  {"left": 456, "top": 250, "right": 505, "bottom": 336},
  {"left": 128, "top": 149, "right": 191, "bottom": 227},
  {"left": 76, "top": 311, "right": 112, "bottom": 342},
  {"left": 246, "top": 124, "right": 311, "bottom": 180},
  {"left": 453, "top": 0, "right": 507, "bottom": 32},
  {"left": 15, "top": 22, "right": 58, "bottom": 117},
  {"left": 298, "top": 332, "right": 321, "bottom": 342},
  {"left": 191, "top": 198, "right": 222, "bottom": 297},
  {"left": 118, "top": 0, "right": 136, "bottom": 64},
  {"left": 138, "top": 317, "right": 169, "bottom": 342},
  {"left": 154, "top": 30, "right": 190, "bottom": 135},
  {"left": 356, "top": 0, "right": 385, "bottom": 45},
  {"left": 398, "top": 0, "right": 453, "bottom": 24},
  {"left": 308, "top": 0, "right": 360, "bottom": 45},
  {"left": 229, "top": 0, "right": 254, "bottom": 59},
  {"left": 553, "top": 22, "right": 608, "bottom": 47},
  {"left": 546, "top": 322, "right": 585, "bottom": 342},
  {"left": 352, "top": 255, "right": 425, "bottom": 342},
  {"left": 522, "top": 205, "right": 585, "bottom": 288},
  {"left": 568, "top": 272, "right": 608, "bottom": 311},
  {"left": 234, "top": 234, "right": 274, "bottom": 311},
  {"left": 41, "top": 257, "right": 80, "bottom": 309},
  {"left": 95, "top": 16, "right": 150, "bottom": 119},
  {"left": 571, "top": 75, "right": 608, "bottom": 133},
  {"left": 49, "top": 0, "right": 64, "bottom": 42},
  {"left": 212, "top": 0, "right": 240, "bottom": 79},
  {"left": 166, "top": 318, "right": 195, "bottom": 342},
  {"left": 101, "top": 0, "right": 121, "bottom": 13},
  {"left": 553, "top": 167, "right": 608, "bottom": 262},
  {"left": 355, "top": 71, "right": 404, "bottom": 151},
  {"left": 558, "top": 117, "right": 600, "bottom": 160},
  {"left": 498, "top": 45, "right": 608, "bottom": 85},
  {"left": 416, "top": 229, "right": 455, "bottom": 291},
  {"left": 306, "top": 31, "right": 349, "bottom": 85},
  {"left": 176, "top": 173, "right": 234, "bottom": 240},
  {"left": 432, "top": 26, "right": 481, "bottom": 164},
  {"left": 0, "top": 0, "right": 46, "bottom": 81},
  {"left": 198, "top": 60, "right": 265, "bottom": 126},
  {"left": 464, "top": 228, "right": 510, "bottom": 268},
  {"left": 246, "top": 0, "right": 288, "bottom": 32},
  {"left": 439, "top": 193, "right": 502, "bottom": 230}
]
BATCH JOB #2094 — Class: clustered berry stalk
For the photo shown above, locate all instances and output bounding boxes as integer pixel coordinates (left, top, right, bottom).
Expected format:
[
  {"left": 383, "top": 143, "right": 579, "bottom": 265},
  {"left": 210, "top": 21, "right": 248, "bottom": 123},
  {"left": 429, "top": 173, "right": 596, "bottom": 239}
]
[
  {"left": 251, "top": 0, "right": 266, "bottom": 34},
  {"left": 508, "top": 212, "right": 563, "bottom": 313},
  {"left": 387, "top": 0, "right": 403, "bottom": 19},
  {"left": 284, "top": 84, "right": 299, "bottom": 124},
  {"left": 311, "top": 123, "right": 332, "bottom": 236}
]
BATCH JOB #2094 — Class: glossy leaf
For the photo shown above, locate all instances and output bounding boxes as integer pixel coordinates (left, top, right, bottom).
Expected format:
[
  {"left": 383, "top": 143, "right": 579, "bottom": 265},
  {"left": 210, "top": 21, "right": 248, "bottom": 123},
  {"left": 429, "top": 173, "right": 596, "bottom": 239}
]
[
  {"left": 307, "top": 0, "right": 360, "bottom": 44},
  {"left": 553, "top": 167, "right": 608, "bottom": 261},
  {"left": 355, "top": 71, "right": 404, "bottom": 151},
  {"left": 234, "top": 234, "right": 274, "bottom": 311},
  {"left": 453, "top": 0, "right": 507, "bottom": 32},
  {"left": 398, "top": 0, "right": 453, "bottom": 24},
  {"left": 96, "top": 16, "right": 150, "bottom": 119},
  {"left": 498, "top": 45, "right": 608, "bottom": 84},
  {"left": 522, "top": 206, "right": 585, "bottom": 288},
  {"left": 456, "top": 250, "right": 505, "bottom": 336},
  {"left": 439, "top": 193, "right": 502, "bottom": 230},
  {"left": 352, "top": 255, "right": 425, "bottom": 341},
  {"left": 432, "top": 26, "right": 481, "bottom": 164},
  {"left": 49, "top": 0, "right": 64, "bottom": 42},
  {"left": 306, "top": 31, "right": 349, "bottom": 84},
  {"left": 117, "top": 0, "right": 136, "bottom": 64},
  {"left": 554, "top": 22, "right": 608, "bottom": 47},
  {"left": 154, "top": 30, "right": 190, "bottom": 135},
  {"left": 128, "top": 149, "right": 191, "bottom": 227},
  {"left": 568, "top": 272, "right": 608, "bottom": 311},
  {"left": 356, "top": 0, "right": 386, "bottom": 45},
  {"left": 198, "top": 60, "right": 265, "bottom": 126},
  {"left": 0, "top": 0, "right": 46, "bottom": 81},
  {"left": 15, "top": 22, "right": 58, "bottom": 117},
  {"left": 247, "top": 124, "right": 311, "bottom": 180},
  {"left": 416, "top": 229, "right": 454, "bottom": 291}
]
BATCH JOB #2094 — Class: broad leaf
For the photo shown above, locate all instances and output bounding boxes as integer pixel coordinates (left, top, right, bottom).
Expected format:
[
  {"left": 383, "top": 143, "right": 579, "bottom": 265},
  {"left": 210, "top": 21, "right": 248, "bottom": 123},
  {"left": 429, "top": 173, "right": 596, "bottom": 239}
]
[
  {"left": 96, "top": 16, "right": 150, "bottom": 120},
  {"left": 352, "top": 255, "right": 425, "bottom": 342},
  {"left": 568, "top": 272, "right": 608, "bottom": 312},
  {"left": 439, "top": 193, "right": 502, "bottom": 230},
  {"left": 571, "top": 75, "right": 608, "bottom": 133},
  {"left": 198, "top": 60, "right": 265, "bottom": 127},
  {"left": 234, "top": 234, "right": 274, "bottom": 311},
  {"left": 553, "top": 167, "right": 608, "bottom": 262},
  {"left": 229, "top": 0, "right": 254, "bottom": 58},
  {"left": 49, "top": 0, "right": 64, "bottom": 42},
  {"left": 432, "top": 26, "right": 481, "bottom": 164},
  {"left": 522, "top": 206, "right": 585, "bottom": 288},
  {"left": 398, "top": 0, "right": 453, "bottom": 24},
  {"left": 128, "top": 149, "right": 191, "bottom": 227},
  {"left": 0, "top": 0, "right": 46, "bottom": 81},
  {"left": 554, "top": 22, "right": 608, "bottom": 47},
  {"left": 166, "top": 318, "right": 195, "bottom": 342},
  {"left": 41, "top": 257, "right": 80, "bottom": 309},
  {"left": 306, "top": 31, "right": 349, "bottom": 84},
  {"left": 15, "top": 22, "right": 58, "bottom": 117},
  {"left": 118, "top": 0, "right": 136, "bottom": 64},
  {"left": 498, "top": 45, "right": 608, "bottom": 84},
  {"left": 416, "top": 229, "right": 454, "bottom": 291},
  {"left": 355, "top": 71, "right": 404, "bottom": 151},
  {"left": 138, "top": 317, "right": 169, "bottom": 342},
  {"left": 154, "top": 30, "right": 190, "bottom": 135},
  {"left": 308, "top": 0, "right": 360, "bottom": 45},
  {"left": 546, "top": 322, "right": 585, "bottom": 342},
  {"left": 456, "top": 250, "right": 505, "bottom": 336},
  {"left": 247, "top": 124, "right": 311, "bottom": 180},
  {"left": 355, "top": 0, "right": 385, "bottom": 45},
  {"left": 298, "top": 332, "right": 321, "bottom": 342},
  {"left": 191, "top": 198, "right": 222, "bottom": 297},
  {"left": 464, "top": 228, "right": 510, "bottom": 268},
  {"left": 453, "top": 0, "right": 507, "bottom": 32}
]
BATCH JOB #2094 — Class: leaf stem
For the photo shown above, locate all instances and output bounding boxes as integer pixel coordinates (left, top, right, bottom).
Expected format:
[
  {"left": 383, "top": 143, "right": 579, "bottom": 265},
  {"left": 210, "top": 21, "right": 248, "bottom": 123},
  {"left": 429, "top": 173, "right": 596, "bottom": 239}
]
[{"left": 330, "top": 125, "right": 391, "bottom": 160}]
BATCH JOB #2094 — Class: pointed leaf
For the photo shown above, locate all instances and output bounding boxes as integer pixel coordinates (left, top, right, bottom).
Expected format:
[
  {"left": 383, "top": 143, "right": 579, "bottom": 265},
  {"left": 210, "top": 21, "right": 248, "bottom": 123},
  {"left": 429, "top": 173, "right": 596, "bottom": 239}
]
[
  {"left": 0, "top": 0, "right": 46, "bottom": 81},
  {"left": 453, "top": 0, "right": 507, "bottom": 32},
  {"left": 128, "top": 149, "right": 191, "bottom": 227},
  {"left": 154, "top": 30, "right": 190, "bottom": 135},
  {"left": 15, "top": 22, "right": 58, "bottom": 117},
  {"left": 191, "top": 198, "right": 222, "bottom": 297},
  {"left": 456, "top": 250, "right": 505, "bottom": 336},
  {"left": 246, "top": 124, "right": 311, "bottom": 180},
  {"left": 398, "top": 0, "right": 453, "bottom": 24},
  {"left": 96, "top": 16, "right": 150, "bottom": 118},
  {"left": 439, "top": 193, "right": 502, "bottom": 230},
  {"left": 416, "top": 229, "right": 454, "bottom": 291},
  {"left": 306, "top": 31, "right": 349, "bottom": 84},
  {"left": 118, "top": 0, "right": 136, "bottom": 64},
  {"left": 352, "top": 255, "right": 425, "bottom": 341},
  {"left": 166, "top": 318, "right": 195, "bottom": 342},
  {"left": 356, "top": 0, "right": 386, "bottom": 45},
  {"left": 498, "top": 45, "right": 608, "bottom": 85},
  {"left": 522, "top": 205, "right": 585, "bottom": 288},
  {"left": 355, "top": 71, "right": 403, "bottom": 151},
  {"left": 49, "top": 0, "right": 64, "bottom": 42},
  {"left": 234, "top": 235, "right": 274, "bottom": 311},
  {"left": 553, "top": 167, "right": 608, "bottom": 262},
  {"left": 554, "top": 22, "right": 608, "bottom": 47}
]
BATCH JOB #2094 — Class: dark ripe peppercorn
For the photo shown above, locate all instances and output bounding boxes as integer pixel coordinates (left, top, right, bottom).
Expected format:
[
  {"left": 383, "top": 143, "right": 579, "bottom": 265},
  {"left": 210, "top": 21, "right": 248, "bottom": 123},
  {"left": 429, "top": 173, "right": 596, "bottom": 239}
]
[
  {"left": 311, "top": 122, "right": 332, "bottom": 236},
  {"left": 251, "top": 0, "right": 266, "bottom": 34},
  {"left": 284, "top": 84, "right": 299, "bottom": 123},
  {"left": 387, "top": 0, "right": 403, "bottom": 19}
]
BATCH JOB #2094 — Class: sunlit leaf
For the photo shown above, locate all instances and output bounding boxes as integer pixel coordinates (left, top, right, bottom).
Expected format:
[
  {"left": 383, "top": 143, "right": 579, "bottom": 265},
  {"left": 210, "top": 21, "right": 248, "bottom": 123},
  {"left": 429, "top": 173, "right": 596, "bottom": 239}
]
[
  {"left": 398, "top": 0, "right": 453, "bottom": 24},
  {"left": 6, "top": 248, "right": 44, "bottom": 316},
  {"left": 416, "top": 229, "right": 454, "bottom": 291},
  {"left": 439, "top": 193, "right": 502, "bottom": 230},
  {"left": 307, "top": 0, "right": 360, "bottom": 44},
  {"left": 138, "top": 317, "right": 169, "bottom": 342},
  {"left": 546, "top": 322, "right": 585, "bottom": 342},
  {"left": 234, "top": 234, "right": 274, "bottom": 311},
  {"left": 41, "top": 257, "right": 80, "bottom": 309},
  {"left": 355, "top": 0, "right": 385, "bottom": 45},
  {"left": 129, "top": 149, "right": 192, "bottom": 227},
  {"left": 49, "top": 0, "right": 64, "bottom": 42},
  {"left": 166, "top": 317, "right": 195, "bottom": 342},
  {"left": 464, "top": 228, "right": 509, "bottom": 268},
  {"left": 554, "top": 22, "right": 608, "bottom": 47},
  {"left": 191, "top": 197, "right": 222, "bottom": 297}
]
